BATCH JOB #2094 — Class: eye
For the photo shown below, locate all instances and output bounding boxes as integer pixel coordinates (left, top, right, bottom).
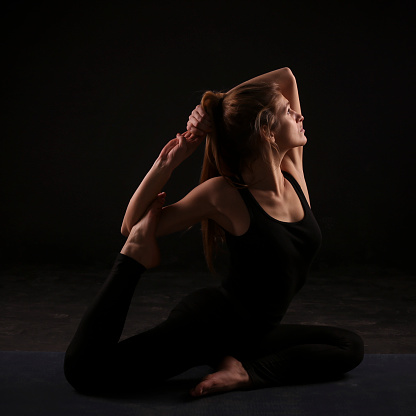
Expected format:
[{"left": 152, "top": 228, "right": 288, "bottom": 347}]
[{"left": 287, "top": 107, "right": 291, "bottom": 114}]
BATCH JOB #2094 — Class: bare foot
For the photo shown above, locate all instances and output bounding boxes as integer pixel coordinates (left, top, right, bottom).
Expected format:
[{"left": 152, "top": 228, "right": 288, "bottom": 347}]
[
  {"left": 120, "top": 192, "right": 165, "bottom": 269},
  {"left": 190, "top": 356, "right": 252, "bottom": 398}
]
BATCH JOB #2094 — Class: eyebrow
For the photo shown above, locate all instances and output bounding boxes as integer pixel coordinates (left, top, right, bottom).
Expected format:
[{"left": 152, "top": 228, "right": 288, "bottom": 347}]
[{"left": 283, "top": 101, "right": 290, "bottom": 112}]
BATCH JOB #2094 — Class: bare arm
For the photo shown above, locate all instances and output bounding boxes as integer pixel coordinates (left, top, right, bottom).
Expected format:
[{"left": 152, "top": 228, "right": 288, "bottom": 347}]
[
  {"left": 188, "top": 67, "right": 310, "bottom": 202},
  {"left": 121, "top": 133, "right": 204, "bottom": 236},
  {"left": 234, "top": 68, "right": 310, "bottom": 201},
  {"left": 231, "top": 67, "right": 302, "bottom": 160},
  {"left": 229, "top": 67, "right": 301, "bottom": 114},
  {"left": 120, "top": 160, "right": 173, "bottom": 237}
]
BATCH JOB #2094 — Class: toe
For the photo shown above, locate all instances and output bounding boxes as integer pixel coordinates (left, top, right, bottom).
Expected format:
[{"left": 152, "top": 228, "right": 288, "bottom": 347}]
[{"left": 157, "top": 192, "right": 166, "bottom": 203}]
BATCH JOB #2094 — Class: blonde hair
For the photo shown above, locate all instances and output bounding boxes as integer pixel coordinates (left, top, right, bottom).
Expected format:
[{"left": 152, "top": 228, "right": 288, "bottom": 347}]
[{"left": 199, "top": 82, "right": 283, "bottom": 272}]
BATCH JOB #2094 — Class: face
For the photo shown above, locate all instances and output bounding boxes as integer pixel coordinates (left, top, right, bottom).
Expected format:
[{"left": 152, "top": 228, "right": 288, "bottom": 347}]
[{"left": 271, "top": 96, "right": 306, "bottom": 151}]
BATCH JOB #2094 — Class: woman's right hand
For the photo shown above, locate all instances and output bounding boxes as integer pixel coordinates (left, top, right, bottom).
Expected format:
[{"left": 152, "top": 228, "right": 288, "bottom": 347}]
[
  {"left": 186, "top": 105, "right": 213, "bottom": 138},
  {"left": 157, "top": 133, "right": 204, "bottom": 170}
]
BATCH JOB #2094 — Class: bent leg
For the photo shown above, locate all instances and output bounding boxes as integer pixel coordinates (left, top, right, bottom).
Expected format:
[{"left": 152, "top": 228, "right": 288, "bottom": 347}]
[
  {"left": 65, "top": 278, "right": 237, "bottom": 395},
  {"left": 64, "top": 194, "right": 180, "bottom": 394},
  {"left": 64, "top": 245, "right": 237, "bottom": 394},
  {"left": 240, "top": 324, "right": 364, "bottom": 387},
  {"left": 64, "top": 254, "right": 147, "bottom": 393}
]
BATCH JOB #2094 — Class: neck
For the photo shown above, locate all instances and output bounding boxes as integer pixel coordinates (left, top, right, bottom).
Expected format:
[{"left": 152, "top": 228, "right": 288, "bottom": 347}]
[{"left": 241, "top": 148, "right": 288, "bottom": 195}]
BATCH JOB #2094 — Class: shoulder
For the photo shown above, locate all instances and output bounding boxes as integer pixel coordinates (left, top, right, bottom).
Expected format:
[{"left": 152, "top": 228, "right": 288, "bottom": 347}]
[
  {"left": 199, "top": 176, "right": 250, "bottom": 235},
  {"left": 199, "top": 175, "right": 236, "bottom": 194},
  {"left": 198, "top": 176, "right": 246, "bottom": 214},
  {"left": 195, "top": 176, "right": 239, "bottom": 207},
  {"left": 181, "top": 176, "right": 237, "bottom": 212}
]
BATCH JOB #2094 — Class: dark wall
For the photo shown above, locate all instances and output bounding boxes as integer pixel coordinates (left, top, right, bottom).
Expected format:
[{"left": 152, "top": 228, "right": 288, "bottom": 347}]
[{"left": 2, "top": 1, "right": 414, "bottom": 271}]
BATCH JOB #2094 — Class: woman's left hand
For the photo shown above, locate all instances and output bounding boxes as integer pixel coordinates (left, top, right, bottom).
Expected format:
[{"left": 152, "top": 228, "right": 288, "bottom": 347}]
[{"left": 186, "top": 105, "right": 213, "bottom": 138}]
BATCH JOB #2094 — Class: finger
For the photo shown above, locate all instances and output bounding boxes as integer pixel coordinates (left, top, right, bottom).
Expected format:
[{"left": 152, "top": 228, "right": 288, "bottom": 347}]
[
  {"left": 188, "top": 114, "right": 211, "bottom": 131},
  {"left": 183, "top": 130, "right": 200, "bottom": 142},
  {"left": 176, "top": 133, "right": 186, "bottom": 147},
  {"left": 195, "top": 105, "right": 211, "bottom": 123},
  {"left": 193, "top": 108, "right": 213, "bottom": 130},
  {"left": 190, "top": 109, "right": 203, "bottom": 123},
  {"left": 157, "top": 192, "right": 166, "bottom": 203},
  {"left": 191, "top": 109, "right": 211, "bottom": 128},
  {"left": 187, "top": 126, "right": 205, "bottom": 137},
  {"left": 159, "top": 138, "right": 178, "bottom": 158},
  {"left": 194, "top": 105, "right": 205, "bottom": 119}
]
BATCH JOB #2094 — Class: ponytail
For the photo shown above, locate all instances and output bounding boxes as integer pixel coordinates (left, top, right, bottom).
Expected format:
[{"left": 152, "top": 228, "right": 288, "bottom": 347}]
[
  {"left": 199, "top": 91, "right": 227, "bottom": 273},
  {"left": 199, "top": 82, "right": 283, "bottom": 273}
]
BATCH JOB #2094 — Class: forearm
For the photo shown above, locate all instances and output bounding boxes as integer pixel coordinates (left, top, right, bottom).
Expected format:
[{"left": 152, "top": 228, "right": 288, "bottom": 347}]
[
  {"left": 229, "top": 67, "right": 300, "bottom": 112},
  {"left": 121, "top": 158, "right": 173, "bottom": 236}
]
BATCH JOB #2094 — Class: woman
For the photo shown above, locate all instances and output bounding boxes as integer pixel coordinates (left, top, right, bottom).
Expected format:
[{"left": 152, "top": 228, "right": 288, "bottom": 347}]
[{"left": 64, "top": 67, "right": 364, "bottom": 397}]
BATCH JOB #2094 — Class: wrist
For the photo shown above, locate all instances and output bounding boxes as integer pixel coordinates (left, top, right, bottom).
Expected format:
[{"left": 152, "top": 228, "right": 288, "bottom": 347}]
[{"left": 153, "top": 157, "right": 175, "bottom": 177}]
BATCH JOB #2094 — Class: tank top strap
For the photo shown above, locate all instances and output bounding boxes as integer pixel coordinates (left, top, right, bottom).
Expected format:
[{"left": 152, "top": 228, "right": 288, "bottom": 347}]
[
  {"left": 233, "top": 171, "right": 310, "bottom": 221},
  {"left": 282, "top": 171, "right": 309, "bottom": 208}
]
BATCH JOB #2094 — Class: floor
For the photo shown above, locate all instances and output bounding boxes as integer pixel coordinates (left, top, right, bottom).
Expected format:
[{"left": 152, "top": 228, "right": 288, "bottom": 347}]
[
  {"left": 1, "top": 263, "right": 415, "bottom": 353},
  {"left": 2, "top": 352, "right": 416, "bottom": 416}
]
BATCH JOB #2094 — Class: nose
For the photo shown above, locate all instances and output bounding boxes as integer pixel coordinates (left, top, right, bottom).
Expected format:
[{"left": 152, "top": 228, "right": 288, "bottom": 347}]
[{"left": 298, "top": 113, "right": 304, "bottom": 123}]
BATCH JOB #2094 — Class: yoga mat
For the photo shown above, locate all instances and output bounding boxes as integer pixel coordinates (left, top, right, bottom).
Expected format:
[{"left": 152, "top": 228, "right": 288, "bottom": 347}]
[{"left": 0, "top": 352, "right": 415, "bottom": 416}]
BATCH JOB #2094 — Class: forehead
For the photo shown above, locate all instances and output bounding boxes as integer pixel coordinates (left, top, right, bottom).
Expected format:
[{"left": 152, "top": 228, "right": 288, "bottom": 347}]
[{"left": 275, "top": 93, "right": 289, "bottom": 109}]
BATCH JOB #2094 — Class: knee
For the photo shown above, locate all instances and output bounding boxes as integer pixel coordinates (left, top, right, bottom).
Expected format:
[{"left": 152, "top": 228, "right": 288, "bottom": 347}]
[
  {"left": 64, "top": 350, "right": 102, "bottom": 395},
  {"left": 341, "top": 329, "right": 365, "bottom": 371},
  {"left": 64, "top": 349, "right": 152, "bottom": 396},
  {"left": 64, "top": 351, "right": 87, "bottom": 393}
]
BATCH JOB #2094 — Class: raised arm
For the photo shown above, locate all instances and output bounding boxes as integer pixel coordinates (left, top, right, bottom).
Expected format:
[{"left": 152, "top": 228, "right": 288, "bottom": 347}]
[
  {"left": 230, "top": 67, "right": 303, "bottom": 170},
  {"left": 188, "top": 67, "right": 310, "bottom": 203},
  {"left": 121, "top": 133, "right": 204, "bottom": 236},
  {"left": 229, "top": 67, "right": 301, "bottom": 114}
]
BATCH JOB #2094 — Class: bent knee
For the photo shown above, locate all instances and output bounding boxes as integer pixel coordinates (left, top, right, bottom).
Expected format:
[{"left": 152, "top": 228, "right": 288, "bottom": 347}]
[
  {"left": 64, "top": 353, "right": 89, "bottom": 393},
  {"left": 341, "top": 329, "right": 365, "bottom": 371},
  {"left": 64, "top": 351, "right": 155, "bottom": 396},
  {"left": 64, "top": 352, "right": 106, "bottom": 395}
]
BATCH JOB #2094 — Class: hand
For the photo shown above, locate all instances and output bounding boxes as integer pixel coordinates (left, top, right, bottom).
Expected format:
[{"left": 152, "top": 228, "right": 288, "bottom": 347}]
[
  {"left": 186, "top": 105, "right": 213, "bottom": 139},
  {"left": 158, "top": 133, "right": 204, "bottom": 170}
]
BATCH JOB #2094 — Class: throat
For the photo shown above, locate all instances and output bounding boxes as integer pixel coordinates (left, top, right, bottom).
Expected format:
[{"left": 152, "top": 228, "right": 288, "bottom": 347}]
[{"left": 249, "top": 180, "right": 304, "bottom": 223}]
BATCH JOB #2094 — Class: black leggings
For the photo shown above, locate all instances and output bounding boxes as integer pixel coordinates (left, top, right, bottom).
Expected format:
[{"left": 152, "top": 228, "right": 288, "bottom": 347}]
[{"left": 64, "top": 253, "right": 364, "bottom": 395}]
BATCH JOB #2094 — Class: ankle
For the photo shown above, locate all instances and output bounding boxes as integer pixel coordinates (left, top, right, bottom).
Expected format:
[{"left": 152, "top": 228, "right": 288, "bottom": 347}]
[{"left": 120, "top": 242, "right": 145, "bottom": 265}]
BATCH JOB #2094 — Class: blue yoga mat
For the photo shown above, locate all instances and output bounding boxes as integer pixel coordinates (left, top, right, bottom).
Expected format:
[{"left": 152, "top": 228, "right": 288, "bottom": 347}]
[{"left": 1, "top": 352, "right": 415, "bottom": 416}]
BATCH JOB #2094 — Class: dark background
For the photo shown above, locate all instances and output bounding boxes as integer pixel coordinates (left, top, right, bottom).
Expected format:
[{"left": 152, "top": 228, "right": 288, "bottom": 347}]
[{"left": 2, "top": 1, "right": 415, "bottom": 273}]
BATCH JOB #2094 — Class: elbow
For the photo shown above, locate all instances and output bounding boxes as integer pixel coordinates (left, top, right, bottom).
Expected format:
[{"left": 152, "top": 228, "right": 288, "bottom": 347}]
[
  {"left": 278, "top": 67, "right": 295, "bottom": 83},
  {"left": 281, "top": 67, "right": 294, "bottom": 77},
  {"left": 121, "top": 223, "right": 130, "bottom": 238}
]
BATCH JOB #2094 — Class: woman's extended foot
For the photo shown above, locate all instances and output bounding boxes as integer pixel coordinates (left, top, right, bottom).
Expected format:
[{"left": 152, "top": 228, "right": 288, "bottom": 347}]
[
  {"left": 190, "top": 356, "right": 252, "bottom": 398},
  {"left": 120, "top": 192, "right": 165, "bottom": 269}
]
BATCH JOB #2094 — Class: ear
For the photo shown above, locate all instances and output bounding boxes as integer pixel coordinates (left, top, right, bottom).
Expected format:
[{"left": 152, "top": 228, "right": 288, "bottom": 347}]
[{"left": 261, "top": 125, "right": 275, "bottom": 143}]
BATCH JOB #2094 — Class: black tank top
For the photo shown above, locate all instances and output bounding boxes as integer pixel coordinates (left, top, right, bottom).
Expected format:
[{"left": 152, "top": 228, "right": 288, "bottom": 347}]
[{"left": 221, "top": 171, "right": 322, "bottom": 325}]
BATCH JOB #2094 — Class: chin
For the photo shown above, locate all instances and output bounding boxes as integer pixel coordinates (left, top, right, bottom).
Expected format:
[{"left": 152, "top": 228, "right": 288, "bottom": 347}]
[{"left": 294, "top": 137, "right": 307, "bottom": 148}]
